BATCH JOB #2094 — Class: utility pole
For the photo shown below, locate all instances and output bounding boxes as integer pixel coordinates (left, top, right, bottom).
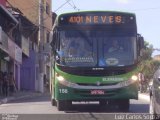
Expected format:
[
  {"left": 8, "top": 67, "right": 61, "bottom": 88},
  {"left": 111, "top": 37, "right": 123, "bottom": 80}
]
[{"left": 38, "top": 0, "right": 45, "bottom": 93}]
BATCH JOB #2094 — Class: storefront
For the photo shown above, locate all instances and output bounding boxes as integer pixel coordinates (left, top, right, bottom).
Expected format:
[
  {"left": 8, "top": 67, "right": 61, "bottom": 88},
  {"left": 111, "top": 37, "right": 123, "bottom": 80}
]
[
  {"left": 0, "top": 27, "right": 9, "bottom": 73},
  {"left": 8, "top": 38, "right": 22, "bottom": 90},
  {"left": 0, "top": 4, "right": 19, "bottom": 90}
]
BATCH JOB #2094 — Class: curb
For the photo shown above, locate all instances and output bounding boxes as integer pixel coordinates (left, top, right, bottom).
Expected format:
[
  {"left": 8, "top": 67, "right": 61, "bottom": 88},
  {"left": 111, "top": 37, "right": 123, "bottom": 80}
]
[{"left": 0, "top": 97, "right": 15, "bottom": 105}]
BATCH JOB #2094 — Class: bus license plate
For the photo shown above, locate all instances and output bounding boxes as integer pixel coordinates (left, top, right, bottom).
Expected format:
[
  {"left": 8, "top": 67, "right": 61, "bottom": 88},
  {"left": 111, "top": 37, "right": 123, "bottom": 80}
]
[{"left": 91, "top": 90, "right": 104, "bottom": 95}]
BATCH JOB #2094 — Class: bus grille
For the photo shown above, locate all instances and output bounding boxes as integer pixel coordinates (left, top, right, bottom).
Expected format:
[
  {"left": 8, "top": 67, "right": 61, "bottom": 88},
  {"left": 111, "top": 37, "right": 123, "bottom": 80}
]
[{"left": 76, "top": 83, "right": 118, "bottom": 86}]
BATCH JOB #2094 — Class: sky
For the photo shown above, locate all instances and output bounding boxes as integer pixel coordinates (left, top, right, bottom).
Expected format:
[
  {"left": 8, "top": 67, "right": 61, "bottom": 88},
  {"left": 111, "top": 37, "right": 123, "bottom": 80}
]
[{"left": 52, "top": 0, "right": 160, "bottom": 56}]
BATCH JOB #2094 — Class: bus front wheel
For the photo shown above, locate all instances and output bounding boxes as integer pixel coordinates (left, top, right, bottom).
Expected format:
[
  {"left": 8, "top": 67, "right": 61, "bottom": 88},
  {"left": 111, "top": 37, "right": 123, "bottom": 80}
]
[
  {"left": 57, "top": 100, "right": 72, "bottom": 111},
  {"left": 57, "top": 100, "right": 65, "bottom": 111}
]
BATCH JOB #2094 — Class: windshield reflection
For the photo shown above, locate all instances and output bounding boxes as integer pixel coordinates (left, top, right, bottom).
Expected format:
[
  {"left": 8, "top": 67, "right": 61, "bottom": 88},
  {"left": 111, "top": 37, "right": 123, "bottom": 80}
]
[
  {"left": 102, "top": 37, "right": 135, "bottom": 66},
  {"left": 58, "top": 30, "right": 136, "bottom": 67},
  {"left": 59, "top": 31, "right": 96, "bottom": 67}
]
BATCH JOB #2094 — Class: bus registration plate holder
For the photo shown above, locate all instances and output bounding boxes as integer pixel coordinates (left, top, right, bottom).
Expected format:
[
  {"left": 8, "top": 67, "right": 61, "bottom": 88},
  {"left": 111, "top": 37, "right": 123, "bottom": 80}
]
[{"left": 91, "top": 90, "right": 104, "bottom": 95}]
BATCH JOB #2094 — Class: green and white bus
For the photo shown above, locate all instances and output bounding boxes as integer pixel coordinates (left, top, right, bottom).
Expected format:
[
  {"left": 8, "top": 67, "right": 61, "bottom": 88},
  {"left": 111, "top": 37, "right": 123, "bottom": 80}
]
[{"left": 50, "top": 11, "right": 144, "bottom": 111}]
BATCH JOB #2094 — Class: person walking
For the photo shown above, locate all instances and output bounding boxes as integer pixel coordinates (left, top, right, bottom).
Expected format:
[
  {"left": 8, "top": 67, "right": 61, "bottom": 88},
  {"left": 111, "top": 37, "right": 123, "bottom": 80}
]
[
  {"left": 138, "top": 72, "right": 145, "bottom": 93},
  {"left": 2, "top": 72, "right": 9, "bottom": 97},
  {"left": 8, "top": 72, "right": 15, "bottom": 95}
]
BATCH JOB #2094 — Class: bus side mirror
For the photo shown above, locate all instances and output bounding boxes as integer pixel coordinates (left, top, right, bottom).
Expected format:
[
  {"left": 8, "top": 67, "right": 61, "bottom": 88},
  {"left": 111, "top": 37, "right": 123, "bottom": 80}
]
[
  {"left": 139, "top": 36, "right": 144, "bottom": 50},
  {"left": 137, "top": 35, "right": 144, "bottom": 57},
  {"left": 50, "top": 31, "right": 56, "bottom": 52}
]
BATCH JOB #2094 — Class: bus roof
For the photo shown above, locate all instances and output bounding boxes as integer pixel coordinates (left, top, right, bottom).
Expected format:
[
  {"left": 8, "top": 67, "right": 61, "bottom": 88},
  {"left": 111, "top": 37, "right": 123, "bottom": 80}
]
[
  {"left": 54, "top": 11, "right": 136, "bottom": 26},
  {"left": 58, "top": 11, "right": 135, "bottom": 18}
]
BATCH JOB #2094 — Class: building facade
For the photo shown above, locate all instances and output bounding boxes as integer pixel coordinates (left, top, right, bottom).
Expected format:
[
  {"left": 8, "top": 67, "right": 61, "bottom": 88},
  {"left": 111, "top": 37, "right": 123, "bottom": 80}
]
[
  {"left": 153, "top": 55, "right": 160, "bottom": 61},
  {"left": 0, "top": 0, "right": 6, "bottom": 6},
  {"left": 0, "top": 1, "right": 22, "bottom": 91},
  {"left": 7, "top": 0, "right": 52, "bottom": 92}
]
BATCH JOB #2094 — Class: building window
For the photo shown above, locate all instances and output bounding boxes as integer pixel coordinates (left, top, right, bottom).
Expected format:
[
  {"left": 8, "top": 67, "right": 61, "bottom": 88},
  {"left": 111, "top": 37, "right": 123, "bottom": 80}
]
[{"left": 46, "top": 3, "right": 50, "bottom": 15}]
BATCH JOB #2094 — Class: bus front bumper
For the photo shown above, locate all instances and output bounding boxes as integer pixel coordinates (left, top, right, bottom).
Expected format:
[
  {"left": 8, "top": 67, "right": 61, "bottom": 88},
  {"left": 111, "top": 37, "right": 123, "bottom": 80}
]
[{"left": 55, "top": 79, "right": 138, "bottom": 101}]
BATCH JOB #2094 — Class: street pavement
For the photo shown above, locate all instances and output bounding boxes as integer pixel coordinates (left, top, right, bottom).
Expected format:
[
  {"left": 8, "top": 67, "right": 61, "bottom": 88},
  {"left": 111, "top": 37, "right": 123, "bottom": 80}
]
[
  {"left": 0, "top": 90, "right": 150, "bottom": 105},
  {"left": 0, "top": 91, "right": 150, "bottom": 120}
]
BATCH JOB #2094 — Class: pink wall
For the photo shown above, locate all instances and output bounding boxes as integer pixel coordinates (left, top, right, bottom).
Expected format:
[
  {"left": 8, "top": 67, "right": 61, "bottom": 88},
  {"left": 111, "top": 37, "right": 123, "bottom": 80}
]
[{"left": 0, "top": 0, "right": 6, "bottom": 6}]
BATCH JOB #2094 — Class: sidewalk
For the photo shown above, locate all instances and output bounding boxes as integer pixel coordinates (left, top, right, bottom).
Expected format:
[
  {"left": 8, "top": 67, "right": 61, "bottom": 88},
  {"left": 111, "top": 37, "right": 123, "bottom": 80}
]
[
  {"left": 138, "top": 91, "right": 150, "bottom": 101},
  {"left": 0, "top": 90, "right": 47, "bottom": 105}
]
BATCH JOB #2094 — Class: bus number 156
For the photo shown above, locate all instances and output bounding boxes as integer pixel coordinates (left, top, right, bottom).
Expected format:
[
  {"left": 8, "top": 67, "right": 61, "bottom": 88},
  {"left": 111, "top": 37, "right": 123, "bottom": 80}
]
[{"left": 59, "top": 89, "right": 68, "bottom": 94}]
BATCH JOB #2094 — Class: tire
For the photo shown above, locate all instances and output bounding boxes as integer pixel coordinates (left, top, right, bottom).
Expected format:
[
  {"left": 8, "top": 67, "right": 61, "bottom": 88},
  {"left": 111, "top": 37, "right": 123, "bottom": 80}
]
[
  {"left": 65, "top": 100, "right": 72, "bottom": 111},
  {"left": 118, "top": 99, "right": 130, "bottom": 112},
  {"left": 57, "top": 100, "right": 66, "bottom": 111},
  {"left": 57, "top": 100, "right": 72, "bottom": 111},
  {"left": 51, "top": 98, "right": 56, "bottom": 106}
]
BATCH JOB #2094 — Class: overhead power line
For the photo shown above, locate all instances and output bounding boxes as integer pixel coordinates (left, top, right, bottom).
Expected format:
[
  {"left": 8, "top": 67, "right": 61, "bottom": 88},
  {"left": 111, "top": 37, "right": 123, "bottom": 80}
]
[
  {"left": 54, "top": 0, "right": 80, "bottom": 12},
  {"left": 54, "top": 0, "right": 71, "bottom": 12},
  {"left": 67, "top": 0, "right": 80, "bottom": 11},
  {"left": 54, "top": 1, "right": 160, "bottom": 13}
]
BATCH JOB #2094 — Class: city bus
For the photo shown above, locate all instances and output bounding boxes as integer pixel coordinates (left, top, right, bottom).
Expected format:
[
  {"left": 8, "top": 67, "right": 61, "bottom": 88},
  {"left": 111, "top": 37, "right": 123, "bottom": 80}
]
[{"left": 50, "top": 11, "right": 144, "bottom": 111}]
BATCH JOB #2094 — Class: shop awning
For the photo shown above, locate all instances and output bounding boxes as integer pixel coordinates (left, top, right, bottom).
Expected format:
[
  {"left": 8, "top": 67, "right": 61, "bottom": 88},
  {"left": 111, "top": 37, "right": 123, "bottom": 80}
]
[{"left": 0, "top": 5, "right": 18, "bottom": 25}]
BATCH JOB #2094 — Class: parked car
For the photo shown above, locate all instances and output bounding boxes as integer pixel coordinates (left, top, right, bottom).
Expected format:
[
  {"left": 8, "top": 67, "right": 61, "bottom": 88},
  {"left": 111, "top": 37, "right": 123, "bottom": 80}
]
[{"left": 150, "top": 66, "right": 160, "bottom": 118}]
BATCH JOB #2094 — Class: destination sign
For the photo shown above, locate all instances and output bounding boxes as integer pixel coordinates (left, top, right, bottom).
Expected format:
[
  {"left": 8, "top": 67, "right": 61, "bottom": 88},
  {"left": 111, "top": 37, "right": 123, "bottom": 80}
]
[
  {"left": 69, "top": 15, "right": 122, "bottom": 24},
  {"left": 59, "top": 13, "right": 135, "bottom": 25}
]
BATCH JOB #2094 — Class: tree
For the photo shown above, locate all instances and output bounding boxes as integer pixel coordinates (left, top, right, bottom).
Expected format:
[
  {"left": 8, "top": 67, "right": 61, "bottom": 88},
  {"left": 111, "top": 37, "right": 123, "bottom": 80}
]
[
  {"left": 141, "top": 41, "right": 153, "bottom": 60},
  {"left": 138, "top": 41, "right": 160, "bottom": 82},
  {"left": 138, "top": 60, "right": 160, "bottom": 81}
]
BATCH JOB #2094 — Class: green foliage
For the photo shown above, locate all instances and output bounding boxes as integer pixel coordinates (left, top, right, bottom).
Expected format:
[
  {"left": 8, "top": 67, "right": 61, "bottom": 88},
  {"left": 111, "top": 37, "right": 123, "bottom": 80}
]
[
  {"left": 138, "top": 60, "right": 160, "bottom": 80},
  {"left": 141, "top": 41, "right": 153, "bottom": 60},
  {"left": 137, "top": 41, "right": 160, "bottom": 81}
]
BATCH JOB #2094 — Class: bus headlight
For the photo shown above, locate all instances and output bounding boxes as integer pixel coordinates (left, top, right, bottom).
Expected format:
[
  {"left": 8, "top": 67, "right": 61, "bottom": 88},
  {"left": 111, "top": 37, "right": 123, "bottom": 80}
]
[
  {"left": 119, "top": 75, "right": 138, "bottom": 87},
  {"left": 131, "top": 75, "right": 138, "bottom": 81},
  {"left": 57, "top": 76, "right": 65, "bottom": 82},
  {"left": 56, "top": 74, "right": 76, "bottom": 87}
]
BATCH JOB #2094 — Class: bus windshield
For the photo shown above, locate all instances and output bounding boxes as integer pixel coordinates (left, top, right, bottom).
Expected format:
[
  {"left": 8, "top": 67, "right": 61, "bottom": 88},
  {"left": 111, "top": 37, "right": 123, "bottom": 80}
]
[{"left": 58, "top": 30, "right": 137, "bottom": 67}]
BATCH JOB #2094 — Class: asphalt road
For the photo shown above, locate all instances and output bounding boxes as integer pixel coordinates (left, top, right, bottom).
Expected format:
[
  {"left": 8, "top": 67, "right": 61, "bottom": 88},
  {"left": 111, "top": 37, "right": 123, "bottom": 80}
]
[
  {"left": 0, "top": 93, "right": 149, "bottom": 114},
  {"left": 0, "top": 93, "right": 151, "bottom": 120}
]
